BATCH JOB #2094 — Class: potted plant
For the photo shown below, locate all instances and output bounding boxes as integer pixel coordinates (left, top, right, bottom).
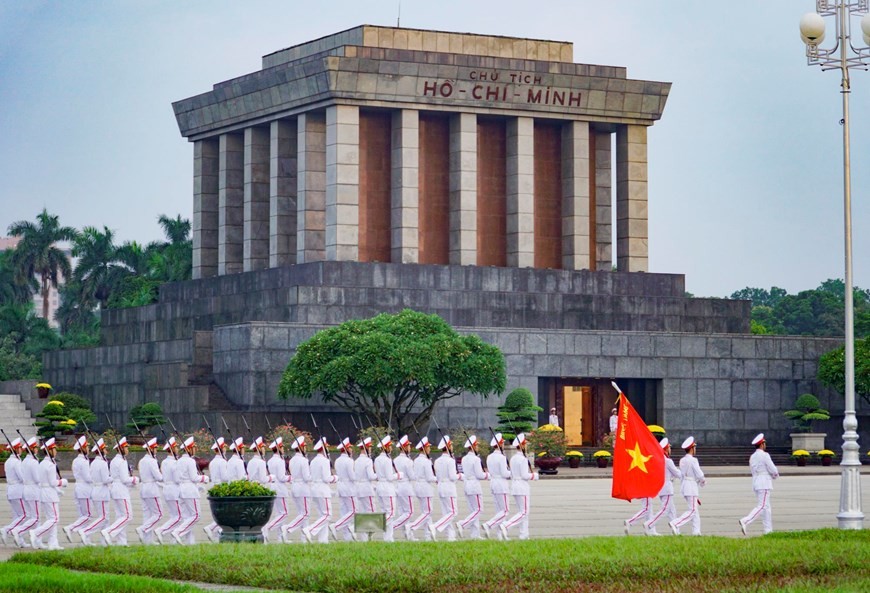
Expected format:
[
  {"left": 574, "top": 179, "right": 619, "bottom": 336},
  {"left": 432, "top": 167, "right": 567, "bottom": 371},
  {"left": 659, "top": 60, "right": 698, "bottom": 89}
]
[
  {"left": 566, "top": 450, "right": 584, "bottom": 468},
  {"left": 495, "top": 387, "right": 542, "bottom": 442},
  {"left": 817, "top": 449, "right": 837, "bottom": 467},
  {"left": 792, "top": 449, "right": 810, "bottom": 467},
  {"left": 528, "top": 424, "right": 566, "bottom": 475},
  {"left": 35, "top": 382, "right": 52, "bottom": 399},
  {"left": 207, "top": 479, "right": 275, "bottom": 542},
  {"left": 784, "top": 393, "right": 830, "bottom": 453},
  {"left": 593, "top": 450, "right": 612, "bottom": 468}
]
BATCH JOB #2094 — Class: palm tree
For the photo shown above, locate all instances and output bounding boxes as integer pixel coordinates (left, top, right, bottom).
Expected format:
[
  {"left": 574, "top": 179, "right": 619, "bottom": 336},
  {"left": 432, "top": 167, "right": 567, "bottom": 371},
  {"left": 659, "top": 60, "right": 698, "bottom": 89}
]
[
  {"left": 157, "top": 214, "right": 191, "bottom": 246},
  {"left": 0, "top": 250, "right": 36, "bottom": 306},
  {"left": 71, "top": 225, "right": 129, "bottom": 308},
  {"left": 150, "top": 214, "right": 192, "bottom": 282},
  {"left": 7, "top": 209, "right": 78, "bottom": 321}
]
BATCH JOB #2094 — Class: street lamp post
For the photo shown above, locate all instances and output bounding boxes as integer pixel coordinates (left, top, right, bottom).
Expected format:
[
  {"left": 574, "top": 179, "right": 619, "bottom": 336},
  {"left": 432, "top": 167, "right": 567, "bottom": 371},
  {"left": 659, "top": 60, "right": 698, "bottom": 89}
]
[{"left": 799, "top": 1, "right": 870, "bottom": 530}]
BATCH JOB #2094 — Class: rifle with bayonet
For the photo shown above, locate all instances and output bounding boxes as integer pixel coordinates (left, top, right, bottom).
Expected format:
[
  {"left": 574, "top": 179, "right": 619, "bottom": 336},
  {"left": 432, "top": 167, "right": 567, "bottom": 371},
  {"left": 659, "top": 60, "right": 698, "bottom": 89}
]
[
  {"left": 82, "top": 419, "right": 106, "bottom": 462},
  {"left": 365, "top": 415, "right": 398, "bottom": 474},
  {"left": 309, "top": 413, "right": 331, "bottom": 467},
  {"left": 105, "top": 414, "right": 133, "bottom": 477},
  {"left": 221, "top": 415, "right": 247, "bottom": 476},
  {"left": 168, "top": 417, "right": 202, "bottom": 475},
  {"left": 203, "top": 415, "right": 226, "bottom": 461},
  {"left": 411, "top": 419, "right": 436, "bottom": 476},
  {"left": 156, "top": 420, "right": 178, "bottom": 461},
  {"left": 242, "top": 415, "right": 265, "bottom": 461},
  {"left": 507, "top": 419, "right": 533, "bottom": 472},
  {"left": 131, "top": 418, "right": 155, "bottom": 459}
]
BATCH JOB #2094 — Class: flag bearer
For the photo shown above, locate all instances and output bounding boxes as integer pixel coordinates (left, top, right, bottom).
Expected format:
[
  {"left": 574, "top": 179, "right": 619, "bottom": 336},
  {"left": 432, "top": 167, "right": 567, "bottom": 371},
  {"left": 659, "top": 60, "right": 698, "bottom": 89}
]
[
  {"left": 669, "top": 436, "right": 706, "bottom": 536},
  {"left": 103, "top": 436, "right": 139, "bottom": 546},
  {"left": 429, "top": 435, "right": 462, "bottom": 541},
  {"left": 739, "top": 433, "right": 780, "bottom": 535},
  {"left": 500, "top": 433, "right": 538, "bottom": 540},
  {"left": 171, "top": 436, "right": 209, "bottom": 544},
  {"left": 62, "top": 436, "right": 92, "bottom": 543},
  {"left": 136, "top": 437, "right": 163, "bottom": 544},
  {"left": 30, "top": 437, "right": 68, "bottom": 550},
  {"left": 482, "top": 432, "right": 511, "bottom": 540},
  {"left": 643, "top": 438, "right": 681, "bottom": 535},
  {"left": 459, "top": 435, "right": 489, "bottom": 539}
]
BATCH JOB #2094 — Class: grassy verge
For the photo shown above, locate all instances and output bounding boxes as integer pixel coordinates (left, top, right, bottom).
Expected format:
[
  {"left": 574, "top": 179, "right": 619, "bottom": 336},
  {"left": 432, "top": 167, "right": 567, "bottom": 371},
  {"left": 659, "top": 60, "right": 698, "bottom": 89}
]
[
  {"left": 10, "top": 529, "right": 870, "bottom": 593},
  {"left": 0, "top": 561, "right": 208, "bottom": 593}
]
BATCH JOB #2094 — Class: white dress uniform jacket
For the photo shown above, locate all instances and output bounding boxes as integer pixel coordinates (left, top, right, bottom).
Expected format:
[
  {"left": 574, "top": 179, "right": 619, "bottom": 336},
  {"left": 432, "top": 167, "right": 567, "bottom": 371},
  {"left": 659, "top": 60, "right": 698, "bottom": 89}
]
[
  {"left": 394, "top": 453, "right": 414, "bottom": 499},
  {"left": 509, "top": 453, "right": 537, "bottom": 495},
  {"left": 374, "top": 453, "right": 400, "bottom": 496},
  {"left": 20, "top": 455, "right": 41, "bottom": 502},
  {"left": 434, "top": 453, "right": 461, "bottom": 498},
  {"left": 225, "top": 454, "right": 246, "bottom": 481},
  {"left": 266, "top": 455, "right": 290, "bottom": 497},
  {"left": 658, "top": 457, "right": 681, "bottom": 497},
  {"left": 71, "top": 454, "right": 92, "bottom": 500},
  {"left": 309, "top": 454, "right": 338, "bottom": 497},
  {"left": 247, "top": 455, "right": 273, "bottom": 486},
  {"left": 289, "top": 452, "right": 312, "bottom": 497},
  {"left": 461, "top": 452, "right": 488, "bottom": 495},
  {"left": 353, "top": 453, "right": 377, "bottom": 498},
  {"left": 4, "top": 455, "right": 24, "bottom": 501},
  {"left": 37, "top": 458, "right": 64, "bottom": 503},
  {"left": 209, "top": 455, "right": 229, "bottom": 485},
  {"left": 412, "top": 454, "right": 436, "bottom": 498},
  {"left": 138, "top": 455, "right": 163, "bottom": 499},
  {"left": 749, "top": 449, "right": 779, "bottom": 491},
  {"left": 89, "top": 456, "right": 112, "bottom": 502},
  {"left": 334, "top": 453, "right": 356, "bottom": 498},
  {"left": 486, "top": 450, "right": 511, "bottom": 494},
  {"left": 176, "top": 454, "right": 208, "bottom": 498},
  {"left": 109, "top": 455, "right": 137, "bottom": 499},
  {"left": 678, "top": 454, "right": 706, "bottom": 497}
]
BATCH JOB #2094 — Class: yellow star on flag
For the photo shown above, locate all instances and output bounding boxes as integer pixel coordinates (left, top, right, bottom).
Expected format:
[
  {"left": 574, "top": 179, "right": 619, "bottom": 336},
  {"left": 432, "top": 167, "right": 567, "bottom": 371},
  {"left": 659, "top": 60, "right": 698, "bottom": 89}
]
[{"left": 626, "top": 442, "right": 652, "bottom": 473}]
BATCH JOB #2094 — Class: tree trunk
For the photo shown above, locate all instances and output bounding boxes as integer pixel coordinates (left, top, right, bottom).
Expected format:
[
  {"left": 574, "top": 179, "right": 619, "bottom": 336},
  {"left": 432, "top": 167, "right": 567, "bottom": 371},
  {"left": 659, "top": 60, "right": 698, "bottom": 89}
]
[{"left": 41, "top": 273, "right": 50, "bottom": 321}]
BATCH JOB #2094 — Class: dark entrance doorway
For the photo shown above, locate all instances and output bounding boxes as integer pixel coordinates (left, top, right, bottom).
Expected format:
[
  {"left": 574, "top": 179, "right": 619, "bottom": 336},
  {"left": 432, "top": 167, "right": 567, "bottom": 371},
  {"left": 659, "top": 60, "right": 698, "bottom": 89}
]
[{"left": 538, "top": 378, "right": 660, "bottom": 447}]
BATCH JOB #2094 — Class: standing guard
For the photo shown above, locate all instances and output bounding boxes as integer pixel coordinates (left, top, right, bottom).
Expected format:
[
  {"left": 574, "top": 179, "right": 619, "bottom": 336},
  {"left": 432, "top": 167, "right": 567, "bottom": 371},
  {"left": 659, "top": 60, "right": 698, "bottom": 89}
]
[
  {"left": 482, "top": 432, "right": 511, "bottom": 540},
  {"left": 390, "top": 435, "right": 415, "bottom": 540},
  {"left": 62, "top": 436, "right": 92, "bottom": 543},
  {"left": 303, "top": 437, "right": 338, "bottom": 543},
  {"left": 136, "top": 437, "right": 164, "bottom": 544},
  {"left": 408, "top": 436, "right": 436, "bottom": 540},
  {"left": 500, "top": 433, "right": 538, "bottom": 540},
  {"left": 282, "top": 436, "right": 311, "bottom": 542},
  {"left": 171, "top": 436, "right": 210, "bottom": 544},
  {"left": 262, "top": 437, "right": 291, "bottom": 543},
  {"left": 430, "top": 435, "right": 463, "bottom": 541},
  {"left": 103, "top": 436, "right": 139, "bottom": 546},
  {"left": 459, "top": 434, "right": 489, "bottom": 539},
  {"left": 329, "top": 437, "right": 357, "bottom": 542},
  {"left": 30, "top": 437, "right": 68, "bottom": 550}
]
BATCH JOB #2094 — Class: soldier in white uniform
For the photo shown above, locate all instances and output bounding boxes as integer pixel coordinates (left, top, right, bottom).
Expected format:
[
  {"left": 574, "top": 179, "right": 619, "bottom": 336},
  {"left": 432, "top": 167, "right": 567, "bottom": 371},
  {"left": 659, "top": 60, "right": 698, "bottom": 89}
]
[
  {"left": 373, "top": 435, "right": 401, "bottom": 542},
  {"left": 501, "top": 433, "right": 539, "bottom": 540},
  {"left": 390, "top": 435, "right": 415, "bottom": 540},
  {"left": 430, "top": 435, "right": 463, "bottom": 541},
  {"left": 11, "top": 437, "right": 41, "bottom": 547},
  {"left": 62, "top": 436, "right": 92, "bottom": 543},
  {"left": 30, "top": 437, "right": 68, "bottom": 550},
  {"left": 303, "top": 437, "right": 338, "bottom": 543},
  {"left": 408, "top": 436, "right": 437, "bottom": 540},
  {"left": 669, "top": 436, "right": 706, "bottom": 536},
  {"left": 329, "top": 437, "right": 357, "bottom": 542},
  {"left": 482, "top": 432, "right": 511, "bottom": 540},
  {"left": 352, "top": 436, "right": 378, "bottom": 542},
  {"left": 246, "top": 437, "right": 274, "bottom": 487},
  {"left": 623, "top": 497, "right": 654, "bottom": 535},
  {"left": 78, "top": 438, "right": 111, "bottom": 546},
  {"left": 225, "top": 437, "right": 247, "bottom": 481},
  {"left": 155, "top": 437, "right": 181, "bottom": 544},
  {"left": 1, "top": 438, "right": 27, "bottom": 546},
  {"left": 283, "top": 435, "right": 312, "bottom": 543},
  {"left": 203, "top": 436, "right": 228, "bottom": 542},
  {"left": 171, "top": 436, "right": 210, "bottom": 544},
  {"left": 135, "top": 438, "right": 163, "bottom": 544},
  {"left": 739, "top": 433, "right": 780, "bottom": 535},
  {"left": 459, "top": 435, "right": 489, "bottom": 539},
  {"left": 643, "top": 438, "right": 681, "bottom": 535},
  {"left": 262, "top": 437, "right": 291, "bottom": 543},
  {"left": 103, "top": 436, "right": 140, "bottom": 546}
]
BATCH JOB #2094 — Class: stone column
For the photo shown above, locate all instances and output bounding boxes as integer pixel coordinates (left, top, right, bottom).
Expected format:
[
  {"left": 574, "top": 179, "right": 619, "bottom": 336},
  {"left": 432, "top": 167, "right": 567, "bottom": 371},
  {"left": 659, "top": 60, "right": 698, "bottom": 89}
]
[
  {"left": 506, "top": 117, "right": 534, "bottom": 268},
  {"left": 616, "top": 124, "right": 648, "bottom": 272},
  {"left": 449, "top": 112, "right": 477, "bottom": 265},
  {"left": 218, "top": 133, "right": 244, "bottom": 276},
  {"left": 391, "top": 109, "right": 419, "bottom": 264},
  {"left": 561, "top": 121, "right": 591, "bottom": 270},
  {"left": 243, "top": 127, "right": 270, "bottom": 272},
  {"left": 297, "top": 112, "right": 326, "bottom": 263},
  {"left": 270, "top": 119, "right": 297, "bottom": 268},
  {"left": 326, "top": 105, "right": 359, "bottom": 262},
  {"left": 192, "top": 138, "right": 219, "bottom": 279},
  {"left": 594, "top": 130, "right": 613, "bottom": 271}
]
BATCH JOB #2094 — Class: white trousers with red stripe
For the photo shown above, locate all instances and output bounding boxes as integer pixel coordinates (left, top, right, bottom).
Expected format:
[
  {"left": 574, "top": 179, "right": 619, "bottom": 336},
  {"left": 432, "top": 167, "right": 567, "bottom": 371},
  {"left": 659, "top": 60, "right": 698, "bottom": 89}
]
[
  {"left": 332, "top": 495, "right": 356, "bottom": 541},
  {"left": 174, "top": 498, "right": 199, "bottom": 544},
  {"left": 106, "top": 498, "right": 132, "bottom": 545},
  {"left": 33, "top": 501, "right": 60, "bottom": 548},
  {"left": 433, "top": 495, "right": 457, "bottom": 540},
  {"left": 140, "top": 497, "right": 163, "bottom": 543},
  {"left": 308, "top": 496, "right": 332, "bottom": 543},
  {"left": 378, "top": 495, "right": 396, "bottom": 542},
  {"left": 503, "top": 494, "right": 531, "bottom": 540},
  {"left": 741, "top": 489, "right": 773, "bottom": 534},
  {"left": 263, "top": 497, "right": 289, "bottom": 534},
  {"left": 79, "top": 500, "right": 108, "bottom": 541},
  {"left": 409, "top": 496, "right": 434, "bottom": 540},
  {"left": 156, "top": 499, "right": 182, "bottom": 539},
  {"left": 644, "top": 494, "right": 677, "bottom": 533},
  {"left": 626, "top": 497, "right": 654, "bottom": 527},
  {"left": 64, "top": 497, "right": 92, "bottom": 535},
  {"left": 390, "top": 494, "right": 414, "bottom": 533},
  {"left": 460, "top": 493, "right": 483, "bottom": 538},
  {"left": 2, "top": 498, "right": 28, "bottom": 536},
  {"left": 672, "top": 495, "right": 701, "bottom": 535},
  {"left": 11, "top": 499, "right": 39, "bottom": 536},
  {"left": 284, "top": 495, "right": 310, "bottom": 542},
  {"left": 483, "top": 492, "right": 511, "bottom": 538}
]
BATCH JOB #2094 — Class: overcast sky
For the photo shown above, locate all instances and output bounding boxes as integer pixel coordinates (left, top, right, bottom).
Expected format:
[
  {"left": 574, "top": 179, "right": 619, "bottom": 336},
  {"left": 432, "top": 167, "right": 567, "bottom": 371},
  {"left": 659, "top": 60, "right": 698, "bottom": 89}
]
[{"left": 1, "top": 1, "right": 868, "bottom": 298}]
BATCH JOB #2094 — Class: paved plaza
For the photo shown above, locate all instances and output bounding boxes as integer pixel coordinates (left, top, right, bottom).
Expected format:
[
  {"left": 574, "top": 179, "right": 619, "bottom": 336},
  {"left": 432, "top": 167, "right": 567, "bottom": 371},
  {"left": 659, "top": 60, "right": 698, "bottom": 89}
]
[{"left": 1, "top": 466, "right": 868, "bottom": 561}]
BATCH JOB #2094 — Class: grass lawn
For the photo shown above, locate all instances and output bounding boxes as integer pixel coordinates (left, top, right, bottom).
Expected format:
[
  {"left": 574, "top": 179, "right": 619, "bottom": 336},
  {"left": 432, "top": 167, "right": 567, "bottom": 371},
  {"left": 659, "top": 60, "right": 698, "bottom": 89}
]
[
  {"left": 0, "top": 561, "right": 209, "bottom": 593},
  {"left": 10, "top": 529, "right": 870, "bottom": 593}
]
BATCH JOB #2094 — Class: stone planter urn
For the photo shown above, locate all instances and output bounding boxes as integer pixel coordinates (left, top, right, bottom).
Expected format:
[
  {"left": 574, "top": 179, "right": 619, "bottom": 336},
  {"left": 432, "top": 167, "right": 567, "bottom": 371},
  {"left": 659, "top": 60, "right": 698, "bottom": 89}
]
[
  {"left": 207, "top": 495, "right": 275, "bottom": 542},
  {"left": 790, "top": 433, "right": 826, "bottom": 453},
  {"left": 534, "top": 456, "right": 562, "bottom": 475},
  {"left": 595, "top": 456, "right": 609, "bottom": 468},
  {"left": 567, "top": 456, "right": 582, "bottom": 469},
  {"left": 795, "top": 456, "right": 808, "bottom": 467},
  {"left": 821, "top": 456, "right": 833, "bottom": 466}
]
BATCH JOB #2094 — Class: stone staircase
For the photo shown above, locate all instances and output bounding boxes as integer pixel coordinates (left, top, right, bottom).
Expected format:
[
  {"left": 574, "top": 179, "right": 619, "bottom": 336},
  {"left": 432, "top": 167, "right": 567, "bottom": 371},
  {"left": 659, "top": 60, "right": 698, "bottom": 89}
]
[{"left": 0, "top": 393, "right": 36, "bottom": 441}]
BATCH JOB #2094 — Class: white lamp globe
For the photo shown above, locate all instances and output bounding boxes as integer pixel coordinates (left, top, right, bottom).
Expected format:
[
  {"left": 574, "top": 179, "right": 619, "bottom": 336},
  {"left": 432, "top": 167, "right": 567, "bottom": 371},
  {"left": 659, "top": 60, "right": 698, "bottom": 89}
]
[
  {"left": 799, "top": 12, "right": 826, "bottom": 44},
  {"left": 862, "top": 13, "right": 870, "bottom": 45}
]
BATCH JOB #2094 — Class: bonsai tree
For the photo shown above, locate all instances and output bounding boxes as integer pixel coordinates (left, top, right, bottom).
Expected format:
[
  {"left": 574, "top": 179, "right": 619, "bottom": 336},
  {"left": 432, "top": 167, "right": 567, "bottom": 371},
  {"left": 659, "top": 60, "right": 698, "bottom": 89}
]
[
  {"left": 494, "top": 387, "right": 542, "bottom": 442},
  {"left": 48, "top": 392, "right": 96, "bottom": 430},
  {"left": 126, "top": 402, "right": 166, "bottom": 434},
  {"left": 783, "top": 393, "right": 831, "bottom": 433},
  {"left": 278, "top": 310, "right": 506, "bottom": 436},
  {"left": 34, "top": 400, "right": 71, "bottom": 437}
]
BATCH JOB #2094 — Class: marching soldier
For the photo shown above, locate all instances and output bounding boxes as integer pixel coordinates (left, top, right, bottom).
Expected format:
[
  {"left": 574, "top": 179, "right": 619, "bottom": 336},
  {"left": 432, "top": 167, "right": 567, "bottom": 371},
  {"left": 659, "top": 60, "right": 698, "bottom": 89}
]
[
  {"left": 1, "top": 438, "right": 26, "bottom": 546},
  {"left": 459, "top": 434, "right": 489, "bottom": 539},
  {"left": 62, "top": 436, "right": 92, "bottom": 543},
  {"left": 203, "top": 436, "right": 229, "bottom": 542},
  {"left": 391, "top": 435, "right": 415, "bottom": 540},
  {"left": 329, "top": 437, "right": 357, "bottom": 542},
  {"left": 482, "top": 432, "right": 511, "bottom": 540},
  {"left": 739, "top": 433, "right": 780, "bottom": 535},
  {"left": 669, "top": 436, "right": 706, "bottom": 536},
  {"left": 225, "top": 437, "right": 247, "bottom": 481},
  {"left": 30, "top": 437, "right": 68, "bottom": 550},
  {"left": 78, "top": 438, "right": 111, "bottom": 546},
  {"left": 623, "top": 497, "right": 654, "bottom": 536},
  {"left": 247, "top": 437, "right": 274, "bottom": 487},
  {"left": 136, "top": 437, "right": 164, "bottom": 544},
  {"left": 103, "top": 436, "right": 140, "bottom": 546},
  {"left": 11, "top": 437, "right": 40, "bottom": 547},
  {"left": 171, "top": 436, "right": 210, "bottom": 544},
  {"left": 500, "top": 433, "right": 538, "bottom": 540},
  {"left": 373, "top": 434, "right": 401, "bottom": 542},
  {"left": 352, "top": 436, "right": 377, "bottom": 542},
  {"left": 408, "top": 436, "right": 436, "bottom": 540},
  {"left": 262, "top": 437, "right": 291, "bottom": 543},
  {"left": 282, "top": 436, "right": 311, "bottom": 543},
  {"left": 644, "top": 438, "right": 681, "bottom": 535},
  {"left": 303, "top": 437, "right": 338, "bottom": 543},
  {"left": 430, "top": 435, "right": 462, "bottom": 541},
  {"left": 155, "top": 437, "right": 181, "bottom": 544}
]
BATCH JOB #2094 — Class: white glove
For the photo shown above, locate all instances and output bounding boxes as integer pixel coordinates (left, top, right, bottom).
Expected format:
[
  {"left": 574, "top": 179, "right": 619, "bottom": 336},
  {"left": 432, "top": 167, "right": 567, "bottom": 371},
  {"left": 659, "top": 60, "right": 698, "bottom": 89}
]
[
  {"left": 532, "top": 472, "right": 540, "bottom": 481},
  {"left": 483, "top": 471, "right": 491, "bottom": 480},
  {"left": 267, "top": 474, "right": 275, "bottom": 483},
  {"left": 202, "top": 475, "right": 211, "bottom": 484},
  {"left": 395, "top": 472, "right": 403, "bottom": 481},
  {"left": 131, "top": 476, "right": 140, "bottom": 486},
  {"left": 59, "top": 478, "right": 69, "bottom": 487}
]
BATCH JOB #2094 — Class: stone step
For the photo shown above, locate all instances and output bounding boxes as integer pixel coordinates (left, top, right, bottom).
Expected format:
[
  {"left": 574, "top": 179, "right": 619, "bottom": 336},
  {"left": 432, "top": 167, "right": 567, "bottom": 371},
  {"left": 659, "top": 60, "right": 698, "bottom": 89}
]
[
  {"left": 0, "top": 393, "right": 24, "bottom": 403},
  {"left": 0, "top": 401, "right": 27, "bottom": 412}
]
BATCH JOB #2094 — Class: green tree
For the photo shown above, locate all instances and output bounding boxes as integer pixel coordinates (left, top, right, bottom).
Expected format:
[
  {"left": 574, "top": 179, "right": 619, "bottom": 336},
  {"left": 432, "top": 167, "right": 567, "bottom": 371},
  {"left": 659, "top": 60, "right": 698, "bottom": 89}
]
[
  {"left": 49, "top": 392, "right": 96, "bottom": 430},
  {"left": 0, "top": 302, "right": 60, "bottom": 357},
  {"left": 7, "top": 209, "right": 77, "bottom": 321},
  {"left": 818, "top": 338, "right": 870, "bottom": 406},
  {"left": 495, "top": 387, "right": 542, "bottom": 441},
  {"left": 71, "top": 226, "right": 128, "bottom": 308},
  {"left": 278, "top": 310, "right": 506, "bottom": 436},
  {"left": 783, "top": 393, "right": 831, "bottom": 433},
  {"left": 0, "top": 250, "right": 36, "bottom": 306},
  {"left": 730, "top": 287, "right": 787, "bottom": 308},
  {"left": 148, "top": 214, "right": 192, "bottom": 283},
  {"left": 0, "top": 335, "right": 42, "bottom": 381},
  {"left": 126, "top": 402, "right": 166, "bottom": 434}
]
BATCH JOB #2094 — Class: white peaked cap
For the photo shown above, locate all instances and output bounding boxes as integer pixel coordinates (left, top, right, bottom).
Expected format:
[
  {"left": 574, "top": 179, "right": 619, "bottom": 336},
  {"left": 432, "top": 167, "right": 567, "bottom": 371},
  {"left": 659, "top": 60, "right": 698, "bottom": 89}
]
[
  {"left": 163, "top": 436, "right": 176, "bottom": 451},
  {"left": 183, "top": 436, "right": 195, "bottom": 449},
  {"left": 681, "top": 436, "right": 696, "bottom": 450},
  {"left": 437, "top": 435, "right": 451, "bottom": 450},
  {"left": 146, "top": 437, "right": 158, "bottom": 448},
  {"left": 340, "top": 437, "right": 353, "bottom": 450},
  {"left": 253, "top": 436, "right": 264, "bottom": 447},
  {"left": 464, "top": 435, "right": 478, "bottom": 448},
  {"left": 268, "top": 436, "right": 282, "bottom": 450},
  {"left": 41, "top": 437, "right": 56, "bottom": 450},
  {"left": 10, "top": 437, "right": 21, "bottom": 448},
  {"left": 659, "top": 438, "right": 670, "bottom": 449},
  {"left": 415, "top": 436, "right": 429, "bottom": 450},
  {"left": 398, "top": 435, "right": 410, "bottom": 447},
  {"left": 752, "top": 433, "right": 765, "bottom": 446},
  {"left": 357, "top": 436, "right": 372, "bottom": 448},
  {"left": 210, "top": 436, "right": 226, "bottom": 451},
  {"left": 490, "top": 433, "right": 504, "bottom": 447},
  {"left": 291, "top": 435, "right": 306, "bottom": 450},
  {"left": 313, "top": 437, "right": 328, "bottom": 451},
  {"left": 112, "top": 436, "right": 128, "bottom": 450},
  {"left": 231, "top": 437, "right": 244, "bottom": 451},
  {"left": 512, "top": 433, "right": 527, "bottom": 447},
  {"left": 26, "top": 437, "right": 39, "bottom": 448},
  {"left": 379, "top": 435, "right": 392, "bottom": 448},
  {"left": 92, "top": 438, "right": 106, "bottom": 452}
]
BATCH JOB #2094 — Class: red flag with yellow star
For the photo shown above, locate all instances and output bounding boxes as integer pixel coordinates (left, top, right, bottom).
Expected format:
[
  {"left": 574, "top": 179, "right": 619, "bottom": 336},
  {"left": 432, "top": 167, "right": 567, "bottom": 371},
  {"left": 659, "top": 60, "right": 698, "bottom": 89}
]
[{"left": 611, "top": 383, "right": 665, "bottom": 501}]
